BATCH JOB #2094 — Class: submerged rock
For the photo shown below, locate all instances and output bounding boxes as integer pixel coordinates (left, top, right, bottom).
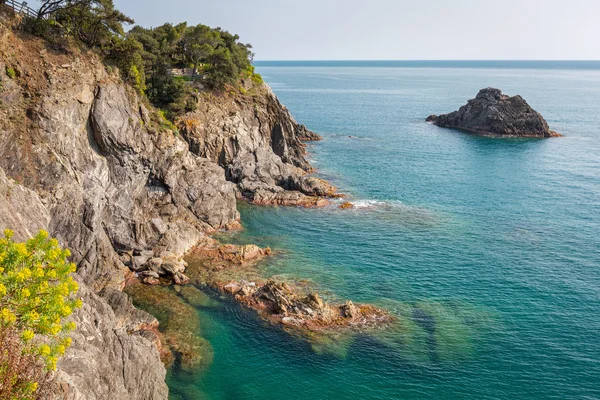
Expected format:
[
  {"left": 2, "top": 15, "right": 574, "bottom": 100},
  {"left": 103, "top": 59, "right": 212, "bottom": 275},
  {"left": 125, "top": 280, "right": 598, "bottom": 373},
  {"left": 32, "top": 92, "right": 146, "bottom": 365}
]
[
  {"left": 339, "top": 201, "right": 354, "bottom": 209},
  {"left": 426, "top": 88, "right": 561, "bottom": 137}
]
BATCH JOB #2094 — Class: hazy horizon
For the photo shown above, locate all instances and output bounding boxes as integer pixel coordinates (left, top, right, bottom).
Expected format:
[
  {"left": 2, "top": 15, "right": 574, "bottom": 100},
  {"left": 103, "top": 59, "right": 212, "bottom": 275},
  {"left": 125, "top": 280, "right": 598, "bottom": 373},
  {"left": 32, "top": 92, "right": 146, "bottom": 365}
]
[{"left": 27, "top": 0, "right": 600, "bottom": 60}]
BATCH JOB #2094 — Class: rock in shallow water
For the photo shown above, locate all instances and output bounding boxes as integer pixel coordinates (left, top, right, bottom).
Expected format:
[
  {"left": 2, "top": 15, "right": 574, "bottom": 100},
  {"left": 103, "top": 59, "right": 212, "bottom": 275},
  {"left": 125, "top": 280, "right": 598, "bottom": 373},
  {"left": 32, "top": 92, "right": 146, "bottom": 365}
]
[{"left": 426, "top": 87, "right": 561, "bottom": 138}]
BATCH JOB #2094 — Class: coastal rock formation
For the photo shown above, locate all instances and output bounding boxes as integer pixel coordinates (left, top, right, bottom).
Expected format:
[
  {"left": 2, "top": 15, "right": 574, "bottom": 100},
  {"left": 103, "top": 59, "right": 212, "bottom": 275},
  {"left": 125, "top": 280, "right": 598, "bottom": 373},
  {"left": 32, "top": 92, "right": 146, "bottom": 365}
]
[
  {"left": 225, "top": 280, "right": 392, "bottom": 332},
  {"left": 426, "top": 88, "right": 561, "bottom": 137},
  {"left": 178, "top": 85, "right": 338, "bottom": 206},
  {"left": 0, "top": 163, "right": 168, "bottom": 399},
  {"left": 0, "top": 14, "right": 332, "bottom": 399},
  {"left": 185, "top": 243, "right": 394, "bottom": 335}
]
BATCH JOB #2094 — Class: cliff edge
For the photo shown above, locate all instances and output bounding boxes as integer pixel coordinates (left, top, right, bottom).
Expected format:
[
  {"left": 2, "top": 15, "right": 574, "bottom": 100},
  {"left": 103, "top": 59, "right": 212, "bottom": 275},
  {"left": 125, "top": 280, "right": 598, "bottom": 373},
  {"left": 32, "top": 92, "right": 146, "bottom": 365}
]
[{"left": 0, "top": 12, "right": 331, "bottom": 399}]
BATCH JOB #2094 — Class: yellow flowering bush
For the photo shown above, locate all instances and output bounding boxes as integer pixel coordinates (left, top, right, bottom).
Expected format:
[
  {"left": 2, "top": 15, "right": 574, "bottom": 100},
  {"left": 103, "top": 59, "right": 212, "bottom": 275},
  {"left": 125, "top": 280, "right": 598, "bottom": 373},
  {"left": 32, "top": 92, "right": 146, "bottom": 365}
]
[{"left": 0, "top": 229, "right": 81, "bottom": 399}]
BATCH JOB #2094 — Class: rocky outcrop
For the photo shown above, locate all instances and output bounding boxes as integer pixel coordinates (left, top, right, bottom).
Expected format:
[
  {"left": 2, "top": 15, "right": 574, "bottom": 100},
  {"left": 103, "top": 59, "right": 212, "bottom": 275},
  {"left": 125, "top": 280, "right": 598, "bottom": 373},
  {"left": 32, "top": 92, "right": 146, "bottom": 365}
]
[
  {"left": 53, "top": 283, "right": 168, "bottom": 400},
  {"left": 224, "top": 280, "right": 392, "bottom": 332},
  {"left": 0, "top": 163, "right": 168, "bottom": 400},
  {"left": 184, "top": 243, "right": 393, "bottom": 336},
  {"left": 178, "top": 85, "right": 337, "bottom": 206},
  {"left": 426, "top": 87, "right": 561, "bottom": 137},
  {"left": 0, "top": 24, "right": 239, "bottom": 290},
  {"left": 0, "top": 11, "right": 339, "bottom": 398}
]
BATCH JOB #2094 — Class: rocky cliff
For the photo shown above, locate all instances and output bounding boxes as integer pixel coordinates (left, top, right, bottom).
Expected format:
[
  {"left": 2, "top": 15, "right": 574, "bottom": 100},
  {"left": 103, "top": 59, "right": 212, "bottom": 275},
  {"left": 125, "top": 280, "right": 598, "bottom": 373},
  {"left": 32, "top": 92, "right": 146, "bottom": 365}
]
[
  {"left": 178, "top": 84, "right": 336, "bottom": 206},
  {"left": 0, "top": 13, "right": 329, "bottom": 399},
  {"left": 426, "top": 87, "right": 561, "bottom": 137}
]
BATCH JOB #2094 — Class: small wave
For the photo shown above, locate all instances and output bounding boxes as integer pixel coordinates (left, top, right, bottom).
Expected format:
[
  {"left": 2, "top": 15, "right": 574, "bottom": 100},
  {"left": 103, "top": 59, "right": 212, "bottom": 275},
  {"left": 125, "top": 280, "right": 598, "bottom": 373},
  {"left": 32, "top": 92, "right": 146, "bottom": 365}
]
[
  {"left": 335, "top": 199, "right": 441, "bottom": 226},
  {"left": 351, "top": 200, "right": 395, "bottom": 210}
]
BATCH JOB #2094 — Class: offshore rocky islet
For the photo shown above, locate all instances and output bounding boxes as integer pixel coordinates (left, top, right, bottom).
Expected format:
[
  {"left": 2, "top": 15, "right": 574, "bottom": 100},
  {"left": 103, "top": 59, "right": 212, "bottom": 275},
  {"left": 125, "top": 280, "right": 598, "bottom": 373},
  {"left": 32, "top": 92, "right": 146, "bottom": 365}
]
[{"left": 427, "top": 87, "right": 561, "bottom": 137}]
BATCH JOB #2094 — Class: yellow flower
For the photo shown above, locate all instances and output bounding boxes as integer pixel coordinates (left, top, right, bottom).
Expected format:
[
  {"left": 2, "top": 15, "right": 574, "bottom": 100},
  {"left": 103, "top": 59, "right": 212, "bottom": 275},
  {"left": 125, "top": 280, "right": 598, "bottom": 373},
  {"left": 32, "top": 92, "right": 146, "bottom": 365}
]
[
  {"left": 38, "top": 230, "right": 49, "bottom": 239},
  {"left": 63, "top": 337, "right": 72, "bottom": 347},
  {"left": 75, "top": 299, "right": 83, "bottom": 308},
  {"left": 22, "top": 329, "right": 34, "bottom": 342},
  {"left": 21, "top": 288, "right": 31, "bottom": 298},
  {"left": 47, "top": 356, "right": 58, "bottom": 371},
  {"left": 34, "top": 267, "right": 44, "bottom": 278},
  {"left": 21, "top": 267, "right": 32, "bottom": 279},
  {"left": 1, "top": 308, "right": 16, "bottom": 324},
  {"left": 46, "top": 269, "right": 57, "bottom": 279},
  {"left": 47, "top": 249, "right": 60, "bottom": 260},
  {"left": 60, "top": 283, "right": 70, "bottom": 296},
  {"left": 50, "top": 324, "right": 61, "bottom": 335},
  {"left": 64, "top": 321, "right": 76, "bottom": 331},
  {"left": 61, "top": 305, "right": 72, "bottom": 317},
  {"left": 28, "top": 310, "right": 39, "bottom": 322},
  {"left": 57, "top": 345, "right": 66, "bottom": 356},
  {"left": 0, "top": 283, "right": 6, "bottom": 297},
  {"left": 28, "top": 381, "right": 38, "bottom": 393},
  {"left": 39, "top": 344, "right": 51, "bottom": 357},
  {"left": 3, "top": 229, "right": 14, "bottom": 239},
  {"left": 14, "top": 243, "right": 28, "bottom": 257}
]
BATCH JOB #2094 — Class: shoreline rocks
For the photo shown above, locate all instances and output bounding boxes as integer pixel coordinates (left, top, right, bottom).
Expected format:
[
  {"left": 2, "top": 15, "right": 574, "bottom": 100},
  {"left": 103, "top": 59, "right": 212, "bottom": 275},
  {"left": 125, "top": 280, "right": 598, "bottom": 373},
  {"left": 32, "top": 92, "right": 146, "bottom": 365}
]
[
  {"left": 223, "top": 279, "right": 393, "bottom": 333},
  {"left": 178, "top": 84, "right": 339, "bottom": 207},
  {"left": 426, "top": 87, "right": 561, "bottom": 138},
  {"left": 182, "top": 241, "right": 394, "bottom": 336}
]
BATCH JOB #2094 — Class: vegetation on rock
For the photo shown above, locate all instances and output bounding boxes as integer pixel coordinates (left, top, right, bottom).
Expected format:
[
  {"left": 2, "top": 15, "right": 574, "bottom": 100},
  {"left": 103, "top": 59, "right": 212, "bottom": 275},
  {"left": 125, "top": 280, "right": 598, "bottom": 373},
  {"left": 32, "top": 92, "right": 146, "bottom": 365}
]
[
  {"left": 0, "top": 229, "right": 80, "bottom": 399},
  {"left": 23, "top": 0, "right": 259, "bottom": 120}
]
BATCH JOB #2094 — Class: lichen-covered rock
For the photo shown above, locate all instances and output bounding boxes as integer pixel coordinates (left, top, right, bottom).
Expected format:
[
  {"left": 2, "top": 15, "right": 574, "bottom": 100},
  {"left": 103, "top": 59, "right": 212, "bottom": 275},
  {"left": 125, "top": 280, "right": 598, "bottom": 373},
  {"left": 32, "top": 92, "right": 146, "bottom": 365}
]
[{"left": 426, "top": 88, "right": 561, "bottom": 137}]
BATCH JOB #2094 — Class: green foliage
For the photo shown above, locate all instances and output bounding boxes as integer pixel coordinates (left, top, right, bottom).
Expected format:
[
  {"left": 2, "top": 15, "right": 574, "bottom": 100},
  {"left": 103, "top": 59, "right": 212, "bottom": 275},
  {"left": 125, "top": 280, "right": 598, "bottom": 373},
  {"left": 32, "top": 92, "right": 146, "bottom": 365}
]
[
  {"left": 0, "top": 229, "right": 81, "bottom": 399},
  {"left": 25, "top": 1, "right": 256, "bottom": 126},
  {"left": 5, "top": 66, "right": 16, "bottom": 79},
  {"left": 251, "top": 72, "right": 263, "bottom": 85},
  {"left": 204, "top": 47, "right": 237, "bottom": 89},
  {"left": 158, "top": 110, "right": 179, "bottom": 133},
  {"left": 41, "top": 0, "right": 134, "bottom": 49}
]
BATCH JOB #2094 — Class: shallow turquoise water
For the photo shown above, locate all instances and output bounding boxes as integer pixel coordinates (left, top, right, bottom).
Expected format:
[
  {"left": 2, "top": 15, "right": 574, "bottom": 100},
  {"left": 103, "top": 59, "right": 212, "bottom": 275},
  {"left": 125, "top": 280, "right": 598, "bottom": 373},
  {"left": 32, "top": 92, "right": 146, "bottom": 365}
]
[{"left": 169, "top": 63, "right": 600, "bottom": 399}]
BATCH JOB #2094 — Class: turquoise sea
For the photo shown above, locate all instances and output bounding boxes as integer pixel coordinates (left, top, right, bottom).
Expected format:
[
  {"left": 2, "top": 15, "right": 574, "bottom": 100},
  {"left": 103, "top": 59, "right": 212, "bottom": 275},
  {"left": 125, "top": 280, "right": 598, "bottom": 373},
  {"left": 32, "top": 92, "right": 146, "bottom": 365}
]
[{"left": 169, "top": 61, "right": 600, "bottom": 400}]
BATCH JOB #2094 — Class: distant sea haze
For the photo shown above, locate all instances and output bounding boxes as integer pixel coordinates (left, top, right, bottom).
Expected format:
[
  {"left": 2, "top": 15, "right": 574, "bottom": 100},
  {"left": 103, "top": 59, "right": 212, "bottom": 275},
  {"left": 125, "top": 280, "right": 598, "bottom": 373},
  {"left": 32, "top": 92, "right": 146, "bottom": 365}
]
[{"left": 254, "top": 60, "right": 600, "bottom": 70}]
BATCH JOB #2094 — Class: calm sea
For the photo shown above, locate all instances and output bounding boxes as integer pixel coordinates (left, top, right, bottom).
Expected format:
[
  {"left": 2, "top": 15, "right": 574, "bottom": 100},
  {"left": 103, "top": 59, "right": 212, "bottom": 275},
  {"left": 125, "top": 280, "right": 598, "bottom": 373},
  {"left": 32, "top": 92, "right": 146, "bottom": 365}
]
[{"left": 168, "top": 61, "right": 600, "bottom": 400}]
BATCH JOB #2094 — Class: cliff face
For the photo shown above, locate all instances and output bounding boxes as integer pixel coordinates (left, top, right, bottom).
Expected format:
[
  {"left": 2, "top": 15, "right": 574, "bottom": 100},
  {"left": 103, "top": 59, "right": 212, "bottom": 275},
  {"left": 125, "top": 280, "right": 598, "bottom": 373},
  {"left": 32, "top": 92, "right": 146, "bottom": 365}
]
[
  {"left": 0, "top": 168, "right": 168, "bottom": 399},
  {"left": 179, "top": 85, "right": 336, "bottom": 207},
  {"left": 0, "top": 14, "right": 327, "bottom": 399},
  {"left": 426, "top": 87, "right": 561, "bottom": 137}
]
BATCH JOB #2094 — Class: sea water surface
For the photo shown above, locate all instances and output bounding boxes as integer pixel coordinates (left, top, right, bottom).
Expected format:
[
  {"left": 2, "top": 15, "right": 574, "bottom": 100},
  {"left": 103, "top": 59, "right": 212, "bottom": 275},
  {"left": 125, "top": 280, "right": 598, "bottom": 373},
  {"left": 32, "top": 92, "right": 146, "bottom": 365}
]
[{"left": 169, "top": 61, "right": 600, "bottom": 400}]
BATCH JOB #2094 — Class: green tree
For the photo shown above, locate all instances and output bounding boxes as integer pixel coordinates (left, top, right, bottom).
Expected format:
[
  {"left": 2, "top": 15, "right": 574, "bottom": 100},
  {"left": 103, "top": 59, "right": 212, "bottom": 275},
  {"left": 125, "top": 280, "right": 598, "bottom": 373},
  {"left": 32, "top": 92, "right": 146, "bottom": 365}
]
[
  {"left": 52, "top": 0, "right": 134, "bottom": 48},
  {"left": 179, "top": 25, "right": 220, "bottom": 74},
  {"left": 0, "top": 229, "right": 81, "bottom": 398},
  {"left": 205, "top": 47, "right": 238, "bottom": 89}
]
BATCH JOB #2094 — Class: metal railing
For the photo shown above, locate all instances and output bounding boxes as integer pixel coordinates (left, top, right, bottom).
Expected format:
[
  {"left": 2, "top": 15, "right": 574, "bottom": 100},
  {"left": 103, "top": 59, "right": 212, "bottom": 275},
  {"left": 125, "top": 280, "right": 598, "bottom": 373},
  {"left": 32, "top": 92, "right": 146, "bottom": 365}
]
[{"left": 2, "top": 0, "right": 40, "bottom": 19}]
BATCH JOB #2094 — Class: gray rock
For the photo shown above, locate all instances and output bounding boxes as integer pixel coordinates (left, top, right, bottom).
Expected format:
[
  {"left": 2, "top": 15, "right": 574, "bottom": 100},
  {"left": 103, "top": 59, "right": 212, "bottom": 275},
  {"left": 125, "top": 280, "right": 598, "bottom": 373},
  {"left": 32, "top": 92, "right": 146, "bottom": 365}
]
[
  {"left": 53, "top": 278, "right": 168, "bottom": 400},
  {"left": 426, "top": 88, "right": 561, "bottom": 138},
  {"left": 140, "top": 270, "right": 160, "bottom": 279},
  {"left": 0, "top": 166, "right": 167, "bottom": 400},
  {"left": 179, "top": 83, "right": 336, "bottom": 205}
]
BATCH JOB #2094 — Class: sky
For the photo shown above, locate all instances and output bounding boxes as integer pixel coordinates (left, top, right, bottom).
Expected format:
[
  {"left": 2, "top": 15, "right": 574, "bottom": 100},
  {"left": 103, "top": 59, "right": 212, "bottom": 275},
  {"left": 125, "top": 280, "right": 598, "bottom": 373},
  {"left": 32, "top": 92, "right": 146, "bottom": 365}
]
[{"left": 31, "top": 0, "right": 600, "bottom": 60}]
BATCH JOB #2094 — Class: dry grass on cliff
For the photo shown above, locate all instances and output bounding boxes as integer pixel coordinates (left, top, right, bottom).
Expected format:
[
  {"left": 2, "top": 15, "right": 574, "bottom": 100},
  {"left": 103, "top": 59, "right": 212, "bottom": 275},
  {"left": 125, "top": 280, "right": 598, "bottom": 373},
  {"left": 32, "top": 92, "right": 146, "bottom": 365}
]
[{"left": 0, "top": 328, "right": 54, "bottom": 399}]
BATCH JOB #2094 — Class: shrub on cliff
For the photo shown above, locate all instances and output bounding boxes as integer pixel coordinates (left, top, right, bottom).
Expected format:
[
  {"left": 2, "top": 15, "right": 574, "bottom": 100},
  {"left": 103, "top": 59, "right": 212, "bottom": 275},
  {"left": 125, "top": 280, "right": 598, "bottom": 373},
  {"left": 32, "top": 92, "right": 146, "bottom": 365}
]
[{"left": 0, "top": 229, "right": 81, "bottom": 399}]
